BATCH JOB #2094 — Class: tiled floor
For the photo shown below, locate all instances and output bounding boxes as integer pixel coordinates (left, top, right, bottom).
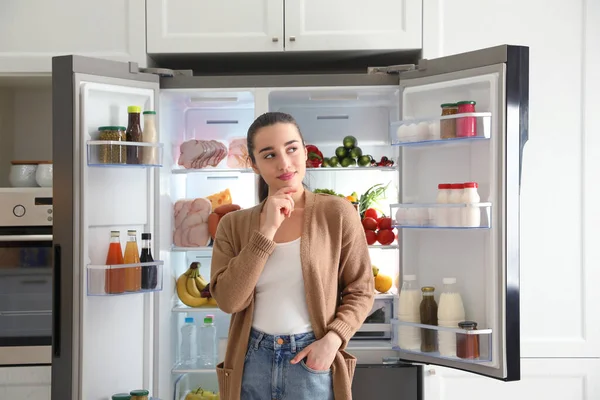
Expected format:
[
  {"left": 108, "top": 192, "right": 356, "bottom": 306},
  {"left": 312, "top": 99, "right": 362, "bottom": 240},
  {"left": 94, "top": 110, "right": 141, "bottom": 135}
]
[{"left": 0, "top": 366, "right": 51, "bottom": 400}]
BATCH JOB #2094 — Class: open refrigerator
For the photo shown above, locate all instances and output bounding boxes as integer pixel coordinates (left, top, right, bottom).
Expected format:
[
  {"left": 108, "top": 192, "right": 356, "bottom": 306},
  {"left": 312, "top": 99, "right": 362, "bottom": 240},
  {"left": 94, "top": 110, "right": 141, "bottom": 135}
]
[{"left": 51, "top": 45, "right": 528, "bottom": 400}]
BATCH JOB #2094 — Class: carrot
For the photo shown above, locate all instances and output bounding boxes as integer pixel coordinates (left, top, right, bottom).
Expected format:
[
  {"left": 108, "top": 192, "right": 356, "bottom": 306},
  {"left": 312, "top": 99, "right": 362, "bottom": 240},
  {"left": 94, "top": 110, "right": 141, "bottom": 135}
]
[
  {"left": 208, "top": 213, "right": 220, "bottom": 239},
  {"left": 214, "top": 204, "right": 241, "bottom": 216}
]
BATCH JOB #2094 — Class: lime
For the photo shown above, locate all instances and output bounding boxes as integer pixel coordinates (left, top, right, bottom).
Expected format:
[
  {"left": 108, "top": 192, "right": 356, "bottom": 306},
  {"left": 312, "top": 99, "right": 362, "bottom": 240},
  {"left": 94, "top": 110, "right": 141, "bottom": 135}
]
[
  {"left": 350, "top": 147, "right": 363, "bottom": 159},
  {"left": 341, "top": 157, "right": 356, "bottom": 167},
  {"left": 343, "top": 136, "right": 357, "bottom": 149},
  {"left": 329, "top": 156, "right": 339, "bottom": 167},
  {"left": 335, "top": 146, "right": 348, "bottom": 158},
  {"left": 358, "top": 155, "right": 371, "bottom": 167}
]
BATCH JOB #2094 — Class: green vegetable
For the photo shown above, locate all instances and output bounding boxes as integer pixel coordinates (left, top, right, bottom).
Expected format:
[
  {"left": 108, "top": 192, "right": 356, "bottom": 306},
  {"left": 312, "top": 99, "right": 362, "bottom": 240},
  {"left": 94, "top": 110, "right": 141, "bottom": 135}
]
[
  {"left": 321, "top": 157, "right": 330, "bottom": 167},
  {"left": 341, "top": 157, "right": 356, "bottom": 167},
  {"left": 328, "top": 156, "right": 339, "bottom": 167},
  {"left": 335, "top": 146, "right": 348, "bottom": 159},
  {"left": 358, "top": 155, "right": 371, "bottom": 167},
  {"left": 350, "top": 147, "right": 363, "bottom": 159},
  {"left": 343, "top": 135, "right": 357, "bottom": 149},
  {"left": 358, "top": 182, "right": 389, "bottom": 219}
]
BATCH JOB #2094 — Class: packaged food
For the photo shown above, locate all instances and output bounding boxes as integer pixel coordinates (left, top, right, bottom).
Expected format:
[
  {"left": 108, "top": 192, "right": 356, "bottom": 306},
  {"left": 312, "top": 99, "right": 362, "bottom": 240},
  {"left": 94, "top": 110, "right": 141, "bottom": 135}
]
[
  {"left": 440, "top": 103, "right": 458, "bottom": 139},
  {"left": 130, "top": 389, "right": 149, "bottom": 400},
  {"left": 461, "top": 182, "right": 481, "bottom": 227},
  {"left": 456, "top": 321, "right": 480, "bottom": 359},
  {"left": 98, "top": 126, "right": 127, "bottom": 164},
  {"left": 456, "top": 100, "right": 477, "bottom": 137},
  {"left": 126, "top": 106, "right": 143, "bottom": 164},
  {"left": 419, "top": 286, "right": 438, "bottom": 352},
  {"left": 142, "top": 111, "right": 158, "bottom": 165}
]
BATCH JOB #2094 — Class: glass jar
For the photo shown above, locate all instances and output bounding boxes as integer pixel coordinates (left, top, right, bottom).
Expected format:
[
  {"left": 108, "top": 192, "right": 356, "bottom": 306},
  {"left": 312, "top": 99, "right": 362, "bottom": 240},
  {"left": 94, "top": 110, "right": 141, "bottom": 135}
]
[
  {"left": 456, "top": 321, "right": 480, "bottom": 359},
  {"left": 130, "top": 389, "right": 149, "bottom": 400},
  {"left": 440, "top": 103, "right": 458, "bottom": 139},
  {"left": 98, "top": 126, "right": 127, "bottom": 164},
  {"left": 419, "top": 286, "right": 438, "bottom": 352},
  {"left": 456, "top": 101, "right": 477, "bottom": 137},
  {"left": 112, "top": 394, "right": 131, "bottom": 400}
]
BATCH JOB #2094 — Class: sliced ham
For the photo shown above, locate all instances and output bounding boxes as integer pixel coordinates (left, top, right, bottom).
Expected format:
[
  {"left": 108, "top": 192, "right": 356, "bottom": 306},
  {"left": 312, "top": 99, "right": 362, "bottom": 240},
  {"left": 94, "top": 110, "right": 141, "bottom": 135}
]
[
  {"left": 178, "top": 139, "right": 227, "bottom": 169},
  {"left": 173, "top": 197, "right": 212, "bottom": 247},
  {"left": 227, "top": 138, "right": 252, "bottom": 169}
]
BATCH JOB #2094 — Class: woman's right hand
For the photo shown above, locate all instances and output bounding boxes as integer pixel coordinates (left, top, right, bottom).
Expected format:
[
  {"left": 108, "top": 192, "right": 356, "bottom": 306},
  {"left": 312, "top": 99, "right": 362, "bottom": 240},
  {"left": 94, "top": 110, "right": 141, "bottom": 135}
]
[{"left": 260, "top": 187, "right": 296, "bottom": 240}]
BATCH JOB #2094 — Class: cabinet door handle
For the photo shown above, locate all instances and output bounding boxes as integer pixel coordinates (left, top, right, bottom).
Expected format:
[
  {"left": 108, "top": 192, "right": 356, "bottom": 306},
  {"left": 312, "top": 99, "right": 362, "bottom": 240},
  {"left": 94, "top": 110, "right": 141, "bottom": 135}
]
[
  {"left": 272, "top": 37, "right": 279, "bottom": 42},
  {"left": 289, "top": 36, "right": 296, "bottom": 42}
]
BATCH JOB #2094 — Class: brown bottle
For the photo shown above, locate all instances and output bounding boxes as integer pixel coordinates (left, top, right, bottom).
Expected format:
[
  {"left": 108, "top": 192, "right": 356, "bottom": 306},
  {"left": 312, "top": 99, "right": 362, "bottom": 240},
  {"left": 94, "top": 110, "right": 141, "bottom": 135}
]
[
  {"left": 420, "top": 286, "right": 438, "bottom": 352},
  {"left": 126, "top": 105, "right": 143, "bottom": 164}
]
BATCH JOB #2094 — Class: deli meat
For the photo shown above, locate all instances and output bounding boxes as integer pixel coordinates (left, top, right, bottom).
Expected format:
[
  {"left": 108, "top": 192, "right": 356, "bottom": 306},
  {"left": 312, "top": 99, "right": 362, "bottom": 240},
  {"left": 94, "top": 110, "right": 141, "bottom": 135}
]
[
  {"left": 178, "top": 139, "right": 228, "bottom": 169},
  {"left": 173, "top": 197, "right": 212, "bottom": 247},
  {"left": 227, "top": 138, "right": 252, "bottom": 169}
]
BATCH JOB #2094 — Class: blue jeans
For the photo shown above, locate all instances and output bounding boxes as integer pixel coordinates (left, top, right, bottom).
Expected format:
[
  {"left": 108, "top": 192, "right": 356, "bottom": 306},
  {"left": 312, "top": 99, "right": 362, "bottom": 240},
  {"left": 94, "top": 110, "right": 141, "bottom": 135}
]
[{"left": 241, "top": 328, "right": 334, "bottom": 400}]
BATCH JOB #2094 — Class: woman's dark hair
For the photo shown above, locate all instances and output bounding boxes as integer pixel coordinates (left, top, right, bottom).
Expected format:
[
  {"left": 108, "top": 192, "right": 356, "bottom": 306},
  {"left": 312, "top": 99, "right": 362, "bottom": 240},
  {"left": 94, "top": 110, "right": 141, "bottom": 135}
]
[{"left": 247, "top": 112, "right": 305, "bottom": 202}]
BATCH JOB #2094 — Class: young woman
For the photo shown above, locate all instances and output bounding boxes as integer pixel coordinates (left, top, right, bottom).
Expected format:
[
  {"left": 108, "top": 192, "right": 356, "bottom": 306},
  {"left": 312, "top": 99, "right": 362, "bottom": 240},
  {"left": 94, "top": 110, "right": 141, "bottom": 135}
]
[{"left": 210, "top": 112, "right": 374, "bottom": 400}]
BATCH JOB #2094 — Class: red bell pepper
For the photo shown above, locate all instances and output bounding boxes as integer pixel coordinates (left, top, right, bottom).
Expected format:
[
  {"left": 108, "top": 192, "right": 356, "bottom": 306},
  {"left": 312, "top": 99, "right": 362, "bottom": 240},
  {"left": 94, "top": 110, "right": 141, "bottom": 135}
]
[{"left": 306, "top": 144, "right": 323, "bottom": 168}]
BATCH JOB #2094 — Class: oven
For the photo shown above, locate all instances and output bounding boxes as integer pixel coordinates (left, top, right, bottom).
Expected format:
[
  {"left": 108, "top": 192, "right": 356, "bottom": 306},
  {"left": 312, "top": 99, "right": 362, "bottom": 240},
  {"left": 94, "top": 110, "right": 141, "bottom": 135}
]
[{"left": 0, "top": 188, "right": 53, "bottom": 366}]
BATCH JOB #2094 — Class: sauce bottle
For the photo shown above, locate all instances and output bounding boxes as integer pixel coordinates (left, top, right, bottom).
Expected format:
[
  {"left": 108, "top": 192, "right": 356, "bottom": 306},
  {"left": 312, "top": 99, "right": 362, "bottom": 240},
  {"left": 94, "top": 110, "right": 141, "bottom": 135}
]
[
  {"left": 126, "top": 106, "right": 143, "bottom": 164},
  {"left": 419, "top": 286, "right": 438, "bottom": 352},
  {"left": 105, "top": 231, "right": 125, "bottom": 294},
  {"left": 123, "top": 230, "right": 141, "bottom": 292},
  {"left": 142, "top": 111, "right": 158, "bottom": 165},
  {"left": 140, "top": 232, "right": 157, "bottom": 289}
]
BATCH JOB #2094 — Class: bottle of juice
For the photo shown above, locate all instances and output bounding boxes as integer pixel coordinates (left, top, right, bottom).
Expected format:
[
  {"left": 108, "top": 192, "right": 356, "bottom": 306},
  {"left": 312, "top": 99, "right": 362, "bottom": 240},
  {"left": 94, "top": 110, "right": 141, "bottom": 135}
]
[
  {"left": 105, "top": 231, "right": 125, "bottom": 294},
  {"left": 140, "top": 232, "right": 157, "bottom": 289},
  {"left": 124, "top": 230, "right": 141, "bottom": 292}
]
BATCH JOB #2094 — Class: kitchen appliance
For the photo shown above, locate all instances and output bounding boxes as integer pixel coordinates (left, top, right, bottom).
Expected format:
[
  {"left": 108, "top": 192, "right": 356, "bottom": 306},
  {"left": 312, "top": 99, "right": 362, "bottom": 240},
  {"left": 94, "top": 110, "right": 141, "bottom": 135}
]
[
  {"left": 51, "top": 44, "right": 528, "bottom": 400},
  {"left": 0, "top": 187, "right": 53, "bottom": 366}
]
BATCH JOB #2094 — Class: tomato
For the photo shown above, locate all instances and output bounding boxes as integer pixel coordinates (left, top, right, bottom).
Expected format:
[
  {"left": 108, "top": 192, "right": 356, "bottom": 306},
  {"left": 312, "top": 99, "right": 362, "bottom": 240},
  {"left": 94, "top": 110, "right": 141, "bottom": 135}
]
[
  {"left": 364, "top": 208, "right": 378, "bottom": 220},
  {"left": 364, "top": 229, "right": 377, "bottom": 245},
  {"left": 378, "top": 217, "right": 392, "bottom": 230},
  {"left": 361, "top": 217, "right": 378, "bottom": 231},
  {"left": 376, "top": 229, "right": 395, "bottom": 245}
]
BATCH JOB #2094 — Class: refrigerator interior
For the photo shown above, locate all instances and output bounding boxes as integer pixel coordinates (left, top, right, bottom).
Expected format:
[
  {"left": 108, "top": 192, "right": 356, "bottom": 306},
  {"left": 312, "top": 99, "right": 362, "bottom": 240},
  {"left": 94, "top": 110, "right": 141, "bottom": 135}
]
[{"left": 393, "top": 71, "right": 502, "bottom": 370}]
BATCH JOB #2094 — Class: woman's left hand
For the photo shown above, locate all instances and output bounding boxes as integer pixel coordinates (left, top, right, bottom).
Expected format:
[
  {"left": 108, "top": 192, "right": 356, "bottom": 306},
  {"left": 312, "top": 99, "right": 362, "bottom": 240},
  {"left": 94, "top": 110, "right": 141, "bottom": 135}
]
[{"left": 290, "top": 331, "right": 342, "bottom": 371}]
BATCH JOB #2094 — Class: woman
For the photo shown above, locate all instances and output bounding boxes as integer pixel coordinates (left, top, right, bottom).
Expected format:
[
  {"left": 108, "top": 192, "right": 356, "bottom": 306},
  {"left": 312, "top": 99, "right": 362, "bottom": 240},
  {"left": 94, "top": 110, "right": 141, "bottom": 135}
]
[{"left": 210, "top": 112, "right": 374, "bottom": 400}]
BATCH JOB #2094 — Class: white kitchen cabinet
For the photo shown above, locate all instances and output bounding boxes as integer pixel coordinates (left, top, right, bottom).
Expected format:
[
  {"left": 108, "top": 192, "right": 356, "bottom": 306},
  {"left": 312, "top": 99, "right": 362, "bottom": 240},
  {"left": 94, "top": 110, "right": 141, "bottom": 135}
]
[
  {"left": 423, "top": 359, "right": 600, "bottom": 400},
  {"left": 0, "top": 0, "right": 146, "bottom": 73},
  {"left": 422, "top": 0, "right": 600, "bottom": 359},
  {"left": 146, "top": 0, "right": 421, "bottom": 54},
  {"left": 284, "top": 0, "right": 422, "bottom": 51},
  {"left": 0, "top": 366, "right": 51, "bottom": 400},
  {"left": 146, "top": 0, "right": 284, "bottom": 53}
]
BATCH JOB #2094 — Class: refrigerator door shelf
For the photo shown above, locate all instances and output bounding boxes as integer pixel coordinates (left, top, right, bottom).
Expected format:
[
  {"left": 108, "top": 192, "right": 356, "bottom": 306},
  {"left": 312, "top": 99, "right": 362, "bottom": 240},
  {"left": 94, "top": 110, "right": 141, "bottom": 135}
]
[
  {"left": 86, "top": 261, "right": 164, "bottom": 296},
  {"left": 390, "top": 202, "right": 492, "bottom": 229},
  {"left": 172, "top": 244, "right": 400, "bottom": 253},
  {"left": 87, "top": 140, "right": 164, "bottom": 167},
  {"left": 172, "top": 304, "right": 220, "bottom": 313},
  {"left": 171, "top": 167, "right": 252, "bottom": 175},
  {"left": 390, "top": 112, "right": 491, "bottom": 147},
  {"left": 391, "top": 319, "right": 493, "bottom": 363}
]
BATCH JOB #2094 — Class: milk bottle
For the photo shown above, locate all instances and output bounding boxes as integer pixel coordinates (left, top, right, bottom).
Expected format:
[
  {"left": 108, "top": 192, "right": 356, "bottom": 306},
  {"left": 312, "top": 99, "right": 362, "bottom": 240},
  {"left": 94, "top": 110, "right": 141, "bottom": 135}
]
[
  {"left": 437, "top": 277, "right": 465, "bottom": 357},
  {"left": 397, "top": 275, "right": 421, "bottom": 351}
]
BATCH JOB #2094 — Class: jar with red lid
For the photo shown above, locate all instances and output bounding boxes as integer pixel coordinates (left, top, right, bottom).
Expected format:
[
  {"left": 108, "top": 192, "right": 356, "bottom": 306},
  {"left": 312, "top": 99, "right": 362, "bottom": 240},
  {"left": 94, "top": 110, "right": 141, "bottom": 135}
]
[
  {"left": 456, "top": 101, "right": 477, "bottom": 137},
  {"left": 456, "top": 321, "right": 480, "bottom": 359}
]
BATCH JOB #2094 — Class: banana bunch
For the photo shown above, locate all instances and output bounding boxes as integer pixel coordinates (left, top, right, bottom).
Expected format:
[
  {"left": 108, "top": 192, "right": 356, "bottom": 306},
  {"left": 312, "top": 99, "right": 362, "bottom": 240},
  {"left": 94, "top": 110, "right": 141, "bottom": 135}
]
[
  {"left": 176, "top": 262, "right": 215, "bottom": 307},
  {"left": 185, "top": 387, "right": 219, "bottom": 400}
]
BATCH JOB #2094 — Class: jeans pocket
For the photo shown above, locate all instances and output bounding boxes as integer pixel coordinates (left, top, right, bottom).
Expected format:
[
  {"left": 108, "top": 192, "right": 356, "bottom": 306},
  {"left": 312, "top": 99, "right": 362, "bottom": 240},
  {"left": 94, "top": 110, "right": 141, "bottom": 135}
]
[
  {"left": 300, "top": 360, "right": 332, "bottom": 375},
  {"left": 244, "top": 345, "right": 255, "bottom": 362},
  {"left": 216, "top": 362, "right": 234, "bottom": 399}
]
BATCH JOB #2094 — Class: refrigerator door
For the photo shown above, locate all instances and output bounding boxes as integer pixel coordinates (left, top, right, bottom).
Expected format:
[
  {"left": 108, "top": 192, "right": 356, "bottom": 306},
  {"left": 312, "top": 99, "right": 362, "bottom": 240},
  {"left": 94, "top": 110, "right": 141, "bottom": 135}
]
[
  {"left": 391, "top": 45, "right": 528, "bottom": 381},
  {"left": 51, "top": 56, "right": 160, "bottom": 400}
]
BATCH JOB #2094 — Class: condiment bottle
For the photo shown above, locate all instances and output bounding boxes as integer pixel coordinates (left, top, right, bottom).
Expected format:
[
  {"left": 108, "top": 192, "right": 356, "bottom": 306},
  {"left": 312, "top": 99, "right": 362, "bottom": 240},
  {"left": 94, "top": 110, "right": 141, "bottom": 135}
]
[
  {"left": 105, "top": 231, "right": 125, "bottom": 294},
  {"left": 140, "top": 232, "right": 157, "bottom": 290},
  {"left": 440, "top": 103, "right": 458, "bottom": 139},
  {"left": 437, "top": 277, "right": 465, "bottom": 357},
  {"left": 461, "top": 182, "right": 481, "bottom": 227},
  {"left": 456, "top": 321, "right": 480, "bottom": 359},
  {"left": 129, "top": 389, "right": 149, "bottom": 400},
  {"left": 419, "top": 286, "right": 438, "bottom": 352},
  {"left": 123, "top": 230, "right": 141, "bottom": 292},
  {"left": 448, "top": 183, "right": 465, "bottom": 227},
  {"left": 126, "top": 106, "right": 143, "bottom": 164},
  {"left": 142, "top": 111, "right": 158, "bottom": 165},
  {"left": 456, "top": 100, "right": 477, "bottom": 137},
  {"left": 435, "top": 183, "right": 451, "bottom": 227},
  {"left": 397, "top": 275, "right": 421, "bottom": 351}
]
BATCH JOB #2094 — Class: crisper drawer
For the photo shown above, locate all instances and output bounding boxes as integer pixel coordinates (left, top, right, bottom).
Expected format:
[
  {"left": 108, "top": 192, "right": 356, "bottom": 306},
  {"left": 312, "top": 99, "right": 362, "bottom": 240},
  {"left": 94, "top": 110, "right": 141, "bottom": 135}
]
[
  {"left": 352, "top": 295, "right": 393, "bottom": 340},
  {"left": 174, "top": 372, "right": 220, "bottom": 400}
]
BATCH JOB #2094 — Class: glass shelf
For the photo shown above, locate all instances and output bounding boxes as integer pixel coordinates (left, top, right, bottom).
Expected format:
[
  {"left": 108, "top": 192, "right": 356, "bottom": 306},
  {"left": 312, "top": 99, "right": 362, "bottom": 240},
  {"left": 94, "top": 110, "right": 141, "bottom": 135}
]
[
  {"left": 172, "top": 365, "right": 218, "bottom": 375},
  {"left": 172, "top": 304, "right": 219, "bottom": 313},
  {"left": 87, "top": 140, "right": 163, "bottom": 167},
  {"left": 172, "top": 167, "right": 252, "bottom": 175},
  {"left": 171, "top": 166, "right": 397, "bottom": 174},
  {"left": 307, "top": 166, "right": 397, "bottom": 172},
  {"left": 173, "top": 244, "right": 399, "bottom": 253},
  {"left": 390, "top": 112, "right": 491, "bottom": 147},
  {"left": 391, "top": 319, "right": 492, "bottom": 363},
  {"left": 390, "top": 202, "right": 492, "bottom": 229},
  {"left": 86, "top": 261, "right": 164, "bottom": 296}
]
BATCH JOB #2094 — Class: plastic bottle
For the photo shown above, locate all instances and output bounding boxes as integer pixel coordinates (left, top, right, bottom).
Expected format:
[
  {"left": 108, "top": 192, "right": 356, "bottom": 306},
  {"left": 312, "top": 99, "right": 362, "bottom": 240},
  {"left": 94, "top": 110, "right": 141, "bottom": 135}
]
[
  {"left": 123, "top": 230, "right": 141, "bottom": 292},
  {"left": 437, "top": 277, "right": 466, "bottom": 357},
  {"left": 198, "top": 315, "right": 218, "bottom": 368},
  {"left": 448, "top": 183, "right": 464, "bottom": 227},
  {"left": 105, "top": 231, "right": 125, "bottom": 294},
  {"left": 396, "top": 275, "right": 421, "bottom": 351},
  {"left": 435, "top": 183, "right": 451, "bottom": 227},
  {"left": 142, "top": 111, "right": 158, "bottom": 165},
  {"left": 461, "top": 182, "right": 481, "bottom": 227},
  {"left": 180, "top": 317, "right": 197, "bottom": 367}
]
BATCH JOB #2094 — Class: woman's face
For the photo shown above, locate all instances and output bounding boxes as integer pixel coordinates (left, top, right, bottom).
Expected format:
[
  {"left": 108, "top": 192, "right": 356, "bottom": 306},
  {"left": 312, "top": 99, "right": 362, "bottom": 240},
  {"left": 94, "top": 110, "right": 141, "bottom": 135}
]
[{"left": 251, "top": 122, "right": 307, "bottom": 193}]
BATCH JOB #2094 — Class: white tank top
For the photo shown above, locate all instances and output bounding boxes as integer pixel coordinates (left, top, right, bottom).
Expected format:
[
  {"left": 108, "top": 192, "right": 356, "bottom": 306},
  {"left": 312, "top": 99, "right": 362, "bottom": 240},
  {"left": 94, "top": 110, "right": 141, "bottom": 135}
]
[{"left": 252, "top": 237, "right": 313, "bottom": 335}]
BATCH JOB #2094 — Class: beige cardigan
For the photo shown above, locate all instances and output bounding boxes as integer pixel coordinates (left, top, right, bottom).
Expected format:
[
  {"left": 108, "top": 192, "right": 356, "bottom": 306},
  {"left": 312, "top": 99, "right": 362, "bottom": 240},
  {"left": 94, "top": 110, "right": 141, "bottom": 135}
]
[{"left": 210, "top": 190, "right": 375, "bottom": 400}]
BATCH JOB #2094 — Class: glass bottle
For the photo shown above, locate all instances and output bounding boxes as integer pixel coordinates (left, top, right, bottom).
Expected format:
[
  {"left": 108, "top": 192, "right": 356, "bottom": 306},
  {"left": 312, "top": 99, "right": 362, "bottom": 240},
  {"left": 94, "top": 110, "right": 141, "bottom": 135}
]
[
  {"left": 140, "top": 232, "right": 157, "bottom": 290},
  {"left": 419, "top": 286, "right": 438, "bottom": 352},
  {"left": 105, "top": 231, "right": 125, "bottom": 294},
  {"left": 142, "top": 111, "right": 158, "bottom": 165},
  {"left": 440, "top": 103, "right": 458, "bottom": 139},
  {"left": 123, "top": 230, "right": 141, "bottom": 292},
  {"left": 126, "top": 106, "right": 143, "bottom": 164},
  {"left": 457, "top": 321, "right": 480, "bottom": 359}
]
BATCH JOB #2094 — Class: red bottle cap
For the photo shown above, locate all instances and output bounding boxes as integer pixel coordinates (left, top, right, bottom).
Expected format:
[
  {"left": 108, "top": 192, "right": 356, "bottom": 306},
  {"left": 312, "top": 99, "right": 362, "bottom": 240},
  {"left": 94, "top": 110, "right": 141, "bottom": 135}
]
[
  {"left": 464, "top": 182, "right": 478, "bottom": 188},
  {"left": 438, "top": 183, "right": 452, "bottom": 189},
  {"left": 450, "top": 183, "right": 465, "bottom": 189}
]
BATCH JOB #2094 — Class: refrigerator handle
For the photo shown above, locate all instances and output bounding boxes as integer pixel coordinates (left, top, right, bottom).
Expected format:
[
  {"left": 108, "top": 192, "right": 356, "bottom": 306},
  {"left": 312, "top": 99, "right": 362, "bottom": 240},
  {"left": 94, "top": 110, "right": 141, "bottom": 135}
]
[{"left": 52, "top": 244, "right": 61, "bottom": 358}]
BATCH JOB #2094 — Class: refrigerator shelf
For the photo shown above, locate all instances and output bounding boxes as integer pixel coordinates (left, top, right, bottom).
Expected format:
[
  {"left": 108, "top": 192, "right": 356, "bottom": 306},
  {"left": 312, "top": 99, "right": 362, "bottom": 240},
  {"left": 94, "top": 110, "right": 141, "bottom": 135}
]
[
  {"left": 86, "top": 261, "right": 164, "bottom": 296},
  {"left": 172, "top": 366, "right": 217, "bottom": 375},
  {"left": 172, "top": 244, "right": 398, "bottom": 253},
  {"left": 391, "top": 319, "right": 492, "bottom": 363},
  {"left": 390, "top": 112, "right": 491, "bottom": 147},
  {"left": 172, "top": 304, "right": 219, "bottom": 313},
  {"left": 171, "top": 166, "right": 397, "bottom": 174},
  {"left": 87, "top": 140, "right": 164, "bottom": 167},
  {"left": 390, "top": 202, "right": 492, "bottom": 229}
]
